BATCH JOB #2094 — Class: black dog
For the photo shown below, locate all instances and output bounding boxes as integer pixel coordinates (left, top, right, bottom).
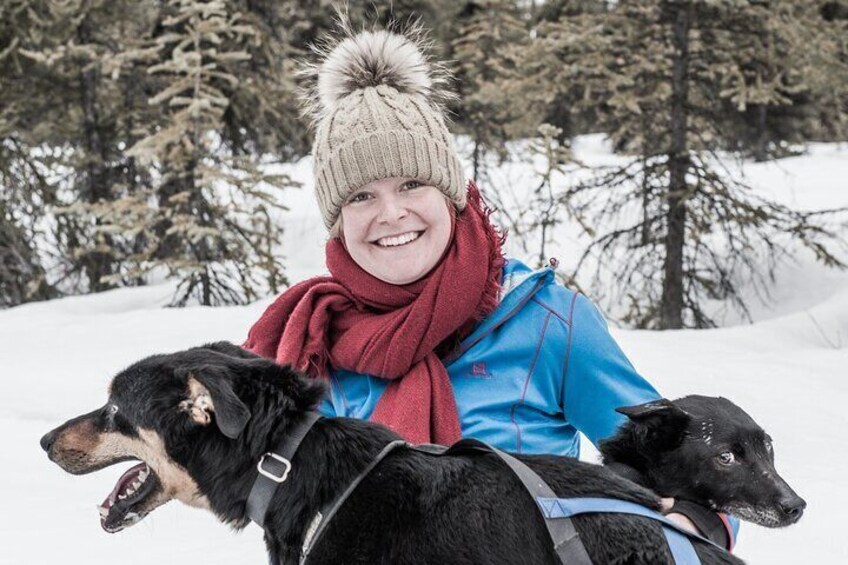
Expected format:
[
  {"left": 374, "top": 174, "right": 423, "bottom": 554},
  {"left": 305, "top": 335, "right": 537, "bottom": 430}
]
[
  {"left": 601, "top": 397, "right": 806, "bottom": 529},
  {"left": 42, "top": 342, "right": 756, "bottom": 564}
]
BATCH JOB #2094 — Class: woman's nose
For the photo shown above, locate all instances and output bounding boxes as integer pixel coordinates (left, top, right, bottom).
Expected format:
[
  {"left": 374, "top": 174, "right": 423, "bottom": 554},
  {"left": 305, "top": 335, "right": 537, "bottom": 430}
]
[{"left": 376, "top": 195, "right": 408, "bottom": 223}]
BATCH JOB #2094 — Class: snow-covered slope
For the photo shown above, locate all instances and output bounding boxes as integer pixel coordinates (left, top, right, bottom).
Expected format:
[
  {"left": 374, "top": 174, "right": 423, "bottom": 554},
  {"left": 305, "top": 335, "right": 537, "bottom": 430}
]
[{"left": 2, "top": 140, "right": 847, "bottom": 564}]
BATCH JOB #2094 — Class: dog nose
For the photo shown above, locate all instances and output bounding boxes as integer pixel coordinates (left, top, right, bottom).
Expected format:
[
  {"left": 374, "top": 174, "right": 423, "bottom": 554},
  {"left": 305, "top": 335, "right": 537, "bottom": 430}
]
[
  {"left": 40, "top": 430, "right": 56, "bottom": 453},
  {"left": 779, "top": 495, "right": 807, "bottom": 520}
]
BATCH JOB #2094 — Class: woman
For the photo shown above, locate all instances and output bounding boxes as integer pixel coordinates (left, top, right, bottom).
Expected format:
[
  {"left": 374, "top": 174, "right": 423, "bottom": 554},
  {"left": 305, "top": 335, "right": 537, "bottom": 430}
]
[{"left": 244, "top": 25, "right": 736, "bottom": 551}]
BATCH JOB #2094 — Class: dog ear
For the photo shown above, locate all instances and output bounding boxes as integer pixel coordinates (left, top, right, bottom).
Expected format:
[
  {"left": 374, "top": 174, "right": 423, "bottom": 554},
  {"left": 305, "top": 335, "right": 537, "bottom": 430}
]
[
  {"left": 178, "top": 366, "right": 251, "bottom": 439},
  {"left": 616, "top": 399, "right": 692, "bottom": 452},
  {"left": 268, "top": 364, "right": 328, "bottom": 410},
  {"left": 196, "top": 341, "right": 261, "bottom": 360}
]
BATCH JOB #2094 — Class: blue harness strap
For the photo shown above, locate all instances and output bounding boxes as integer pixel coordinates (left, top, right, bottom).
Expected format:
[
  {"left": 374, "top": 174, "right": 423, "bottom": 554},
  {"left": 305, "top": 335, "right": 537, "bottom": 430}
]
[{"left": 537, "top": 497, "right": 723, "bottom": 565}]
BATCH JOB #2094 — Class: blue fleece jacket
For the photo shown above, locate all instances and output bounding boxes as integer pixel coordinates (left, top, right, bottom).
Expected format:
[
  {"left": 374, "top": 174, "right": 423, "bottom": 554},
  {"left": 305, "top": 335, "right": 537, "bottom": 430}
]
[
  {"left": 319, "top": 259, "right": 656, "bottom": 450},
  {"left": 318, "top": 258, "right": 739, "bottom": 544}
]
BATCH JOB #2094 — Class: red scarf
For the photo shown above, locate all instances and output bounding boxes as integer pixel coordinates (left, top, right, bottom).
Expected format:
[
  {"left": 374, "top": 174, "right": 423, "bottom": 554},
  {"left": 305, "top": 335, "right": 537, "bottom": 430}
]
[{"left": 244, "top": 181, "right": 505, "bottom": 444}]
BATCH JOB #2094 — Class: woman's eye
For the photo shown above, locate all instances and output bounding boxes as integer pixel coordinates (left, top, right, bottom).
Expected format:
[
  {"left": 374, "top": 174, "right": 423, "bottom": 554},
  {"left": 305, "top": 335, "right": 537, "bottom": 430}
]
[
  {"left": 403, "top": 180, "right": 422, "bottom": 190},
  {"left": 717, "top": 452, "right": 736, "bottom": 465},
  {"left": 347, "top": 192, "right": 371, "bottom": 204}
]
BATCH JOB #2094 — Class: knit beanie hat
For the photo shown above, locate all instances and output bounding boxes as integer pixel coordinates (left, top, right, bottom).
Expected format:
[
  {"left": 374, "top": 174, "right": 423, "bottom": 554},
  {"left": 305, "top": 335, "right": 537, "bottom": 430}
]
[{"left": 303, "top": 26, "right": 466, "bottom": 229}]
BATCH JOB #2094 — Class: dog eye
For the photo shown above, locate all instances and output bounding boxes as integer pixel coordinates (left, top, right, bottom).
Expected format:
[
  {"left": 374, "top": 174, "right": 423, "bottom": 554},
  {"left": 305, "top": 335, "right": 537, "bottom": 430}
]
[{"left": 717, "top": 452, "right": 736, "bottom": 465}]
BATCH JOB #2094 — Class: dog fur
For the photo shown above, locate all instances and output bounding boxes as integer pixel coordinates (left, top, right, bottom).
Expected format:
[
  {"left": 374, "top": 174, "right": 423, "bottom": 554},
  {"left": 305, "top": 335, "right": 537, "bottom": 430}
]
[
  {"left": 600, "top": 397, "right": 806, "bottom": 528},
  {"left": 42, "top": 342, "right": 750, "bottom": 564}
]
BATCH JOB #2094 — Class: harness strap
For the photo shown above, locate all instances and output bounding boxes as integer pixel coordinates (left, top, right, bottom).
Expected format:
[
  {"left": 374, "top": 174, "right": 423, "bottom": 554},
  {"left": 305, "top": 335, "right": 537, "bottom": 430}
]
[
  {"left": 299, "top": 439, "right": 408, "bottom": 564},
  {"left": 264, "top": 430, "right": 710, "bottom": 565},
  {"left": 437, "top": 439, "right": 594, "bottom": 565},
  {"left": 247, "top": 411, "right": 323, "bottom": 529},
  {"left": 537, "top": 497, "right": 721, "bottom": 565},
  {"left": 298, "top": 437, "right": 593, "bottom": 565}
]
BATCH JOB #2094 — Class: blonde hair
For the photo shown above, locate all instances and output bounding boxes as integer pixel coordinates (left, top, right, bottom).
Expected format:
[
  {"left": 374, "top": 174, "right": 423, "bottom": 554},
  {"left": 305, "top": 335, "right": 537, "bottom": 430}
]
[{"left": 328, "top": 215, "right": 343, "bottom": 240}]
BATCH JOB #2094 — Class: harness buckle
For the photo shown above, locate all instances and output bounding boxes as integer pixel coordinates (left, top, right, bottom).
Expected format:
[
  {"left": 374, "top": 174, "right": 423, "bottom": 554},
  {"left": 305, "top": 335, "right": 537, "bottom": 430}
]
[{"left": 257, "top": 452, "right": 292, "bottom": 483}]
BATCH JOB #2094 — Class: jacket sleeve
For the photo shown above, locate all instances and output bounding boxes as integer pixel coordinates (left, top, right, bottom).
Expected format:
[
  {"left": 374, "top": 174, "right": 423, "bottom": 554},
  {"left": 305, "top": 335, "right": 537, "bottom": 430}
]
[
  {"left": 562, "top": 293, "right": 660, "bottom": 447},
  {"left": 562, "top": 292, "right": 741, "bottom": 551}
]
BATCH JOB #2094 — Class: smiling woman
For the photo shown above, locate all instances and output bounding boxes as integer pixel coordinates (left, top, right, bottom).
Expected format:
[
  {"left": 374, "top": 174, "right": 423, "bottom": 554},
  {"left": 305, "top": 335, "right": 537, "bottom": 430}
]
[
  {"left": 241, "top": 21, "right": 740, "bottom": 554},
  {"left": 341, "top": 177, "right": 453, "bottom": 285}
]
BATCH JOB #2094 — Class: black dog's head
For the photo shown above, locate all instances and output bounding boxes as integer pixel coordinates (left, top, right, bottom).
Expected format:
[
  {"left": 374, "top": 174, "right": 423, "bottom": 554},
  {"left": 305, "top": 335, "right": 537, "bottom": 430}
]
[
  {"left": 600, "top": 396, "right": 806, "bottom": 528},
  {"left": 40, "top": 342, "right": 325, "bottom": 534}
]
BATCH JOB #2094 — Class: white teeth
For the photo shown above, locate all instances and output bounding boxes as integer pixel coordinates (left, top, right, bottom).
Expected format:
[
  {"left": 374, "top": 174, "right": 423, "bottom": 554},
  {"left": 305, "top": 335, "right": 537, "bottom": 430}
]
[
  {"left": 118, "top": 494, "right": 127, "bottom": 500},
  {"left": 131, "top": 480, "right": 141, "bottom": 489},
  {"left": 139, "top": 470, "right": 149, "bottom": 481},
  {"left": 126, "top": 487, "right": 136, "bottom": 496},
  {"left": 376, "top": 231, "right": 420, "bottom": 247}
]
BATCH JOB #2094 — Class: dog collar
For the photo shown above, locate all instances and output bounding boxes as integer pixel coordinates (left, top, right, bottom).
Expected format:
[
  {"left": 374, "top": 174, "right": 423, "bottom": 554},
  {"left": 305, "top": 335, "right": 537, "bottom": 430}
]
[{"left": 246, "top": 411, "right": 323, "bottom": 529}]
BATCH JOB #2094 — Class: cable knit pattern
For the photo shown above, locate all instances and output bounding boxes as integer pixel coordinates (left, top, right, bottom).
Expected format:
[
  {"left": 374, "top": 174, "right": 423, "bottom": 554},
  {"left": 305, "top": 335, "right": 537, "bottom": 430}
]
[{"left": 309, "top": 31, "right": 466, "bottom": 229}]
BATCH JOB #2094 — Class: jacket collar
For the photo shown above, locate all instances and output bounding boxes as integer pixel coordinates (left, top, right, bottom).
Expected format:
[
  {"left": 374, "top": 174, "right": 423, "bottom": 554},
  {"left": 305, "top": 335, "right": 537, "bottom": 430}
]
[
  {"left": 499, "top": 259, "right": 552, "bottom": 301},
  {"left": 444, "top": 259, "right": 553, "bottom": 366}
]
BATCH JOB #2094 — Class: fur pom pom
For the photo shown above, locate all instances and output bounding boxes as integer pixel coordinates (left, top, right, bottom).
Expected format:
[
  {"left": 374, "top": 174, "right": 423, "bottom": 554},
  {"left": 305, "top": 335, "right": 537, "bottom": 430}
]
[{"left": 300, "top": 20, "right": 454, "bottom": 125}]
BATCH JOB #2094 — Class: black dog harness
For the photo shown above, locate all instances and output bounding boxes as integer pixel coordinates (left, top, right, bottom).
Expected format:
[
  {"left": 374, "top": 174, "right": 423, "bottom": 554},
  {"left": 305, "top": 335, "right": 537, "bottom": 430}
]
[{"left": 247, "top": 412, "right": 716, "bottom": 565}]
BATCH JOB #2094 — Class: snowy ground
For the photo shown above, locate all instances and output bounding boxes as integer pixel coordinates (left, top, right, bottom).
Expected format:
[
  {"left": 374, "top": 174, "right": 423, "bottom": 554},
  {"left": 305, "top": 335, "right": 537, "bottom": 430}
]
[{"left": 2, "top": 138, "right": 848, "bottom": 564}]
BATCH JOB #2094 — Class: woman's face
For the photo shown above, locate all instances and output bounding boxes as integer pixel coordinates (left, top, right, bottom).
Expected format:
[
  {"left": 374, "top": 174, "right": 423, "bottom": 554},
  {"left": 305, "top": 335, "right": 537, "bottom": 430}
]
[{"left": 340, "top": 177, "right": 453, "bottom": 285}]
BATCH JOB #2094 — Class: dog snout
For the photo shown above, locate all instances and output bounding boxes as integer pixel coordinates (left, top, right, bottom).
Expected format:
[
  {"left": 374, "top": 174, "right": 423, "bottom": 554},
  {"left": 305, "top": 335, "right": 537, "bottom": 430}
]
[
  {"left": 40, "top": 429, "right": 56, "bottom": 453},
  {"left": 779, "top": 494, "right": 806, "bottom": 521}
]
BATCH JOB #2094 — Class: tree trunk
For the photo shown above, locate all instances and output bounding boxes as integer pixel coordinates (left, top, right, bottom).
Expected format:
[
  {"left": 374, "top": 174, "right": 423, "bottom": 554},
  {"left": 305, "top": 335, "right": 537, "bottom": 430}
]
[
  {"left": 660, "top": 1, "right": 692, "bottom": 330},
  {"left": 753, "top": 104, "right": 769, "bottom": 162},
  {"left": 77, "top": 16, "right": 115, "bottom": 292}
]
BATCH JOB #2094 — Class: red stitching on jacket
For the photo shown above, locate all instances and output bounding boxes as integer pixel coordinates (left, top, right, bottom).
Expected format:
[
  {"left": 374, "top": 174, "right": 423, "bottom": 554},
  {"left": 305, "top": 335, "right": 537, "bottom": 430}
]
[
  {"left": 511, "top": 312, "right": 552, "bottom": 454},
  {"left": 560, "top": 292, "right": 582, "bottom": 410}
]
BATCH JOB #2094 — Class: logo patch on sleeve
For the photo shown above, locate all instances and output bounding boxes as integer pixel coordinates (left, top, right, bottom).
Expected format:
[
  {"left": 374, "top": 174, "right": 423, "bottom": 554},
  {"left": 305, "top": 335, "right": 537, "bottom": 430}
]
[{"left": 469, "top": 362, "right": 493, "bottom": 379}]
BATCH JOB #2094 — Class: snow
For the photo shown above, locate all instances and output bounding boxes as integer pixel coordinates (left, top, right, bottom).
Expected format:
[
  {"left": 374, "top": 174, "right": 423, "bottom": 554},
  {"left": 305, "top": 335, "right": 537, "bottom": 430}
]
[{"left": 2, "top": 138, "right": 848, "bottom": 564}]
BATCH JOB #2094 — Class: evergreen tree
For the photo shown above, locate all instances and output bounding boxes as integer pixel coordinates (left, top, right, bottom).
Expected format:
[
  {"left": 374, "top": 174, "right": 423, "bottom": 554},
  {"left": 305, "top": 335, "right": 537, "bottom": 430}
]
[
  {"left": 449, "top": 0, "right": 535, "bottom": 179},
  {"left": 6, "top": 0, "right": 159, "bottom": 292},
  {"left": 0, "top": 135, "right": 59, "bottom": 307},
  {"left": 530, "top": 0, "right": 847, "bottom": 328},
  {"left": 119, "top": 0, "right": 297, "bottom": 306},
  {"left": 2, "top": 0, "right": 311, "bottom": 305},
  {"left": 700, "top": 1, "right": 848, "bottom": 159}
]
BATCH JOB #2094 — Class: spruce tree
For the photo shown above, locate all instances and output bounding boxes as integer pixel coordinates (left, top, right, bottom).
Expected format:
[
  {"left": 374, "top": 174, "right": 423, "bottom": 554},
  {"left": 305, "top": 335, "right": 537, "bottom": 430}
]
[
  {"left": 0, "top": 135, "right": 59, "bottom": 307},
  {"left": 529, "top": 0, "right": 847, "bottom": 328},
  {"left": 2, "top": 0, "right": 313, "bottom": 305},
  {"left": 120, "top": 0, "right": 297, "bottom": 306},
  {"left": 6, "top": 0, "right": 159, "bottom": 292},
  {"left": 449, "top": 0, "right": 535, "bottom": 179}
]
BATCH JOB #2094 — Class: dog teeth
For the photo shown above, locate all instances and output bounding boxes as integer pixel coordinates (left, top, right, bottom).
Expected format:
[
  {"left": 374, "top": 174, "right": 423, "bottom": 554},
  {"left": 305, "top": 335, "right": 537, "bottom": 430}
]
[
  {"left": 138, "top": 470, "right": 149, "bottom": 481},
  {"left": 131, "top": 480, "right": 142, "bottom": 489},
  {"left": 118, "top": 494, "right": 127, "bottom": 500},
  {"left": 126, "top": 487, "right": 136, "bottom": 496},
  {"left": 97, "top": 505, "right": 109, "bottom": 517}
]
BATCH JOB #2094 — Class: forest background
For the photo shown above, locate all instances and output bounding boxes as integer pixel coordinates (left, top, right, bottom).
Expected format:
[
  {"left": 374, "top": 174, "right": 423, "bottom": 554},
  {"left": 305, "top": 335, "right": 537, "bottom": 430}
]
[{"left": 2, "top": 0, "right": 848, "bottom": 330}]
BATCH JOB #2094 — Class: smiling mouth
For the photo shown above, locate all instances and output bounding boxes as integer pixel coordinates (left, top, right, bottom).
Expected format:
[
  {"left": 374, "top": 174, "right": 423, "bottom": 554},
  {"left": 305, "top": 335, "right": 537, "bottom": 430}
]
[
  {"left": 373, "top": 230, "right": 424, "bottom": 248},
  {"left": 97, "top": 462, "right": 160, "bottom": 533}
]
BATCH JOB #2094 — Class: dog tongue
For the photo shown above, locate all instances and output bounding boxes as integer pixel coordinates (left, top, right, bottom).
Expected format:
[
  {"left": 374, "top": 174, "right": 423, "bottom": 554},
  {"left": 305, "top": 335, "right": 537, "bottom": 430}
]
[{"left": 100, "top": 462, "right": 148, "bottom": 511}]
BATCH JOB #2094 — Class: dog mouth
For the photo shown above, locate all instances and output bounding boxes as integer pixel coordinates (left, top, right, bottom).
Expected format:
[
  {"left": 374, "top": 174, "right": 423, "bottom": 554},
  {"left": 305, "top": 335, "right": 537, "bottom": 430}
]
[
  {"left": 97, "top": 462, "right": 161, "bottom": 533},
  {"left": 716, "top": 501, "right": 804, "bottom": 528}
]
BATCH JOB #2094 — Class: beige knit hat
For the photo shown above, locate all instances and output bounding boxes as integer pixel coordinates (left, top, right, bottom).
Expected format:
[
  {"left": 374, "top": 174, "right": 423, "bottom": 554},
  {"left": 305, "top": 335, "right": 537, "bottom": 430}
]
[{"left": 303, "top": 26, "right": 466, "bottom": 229}]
